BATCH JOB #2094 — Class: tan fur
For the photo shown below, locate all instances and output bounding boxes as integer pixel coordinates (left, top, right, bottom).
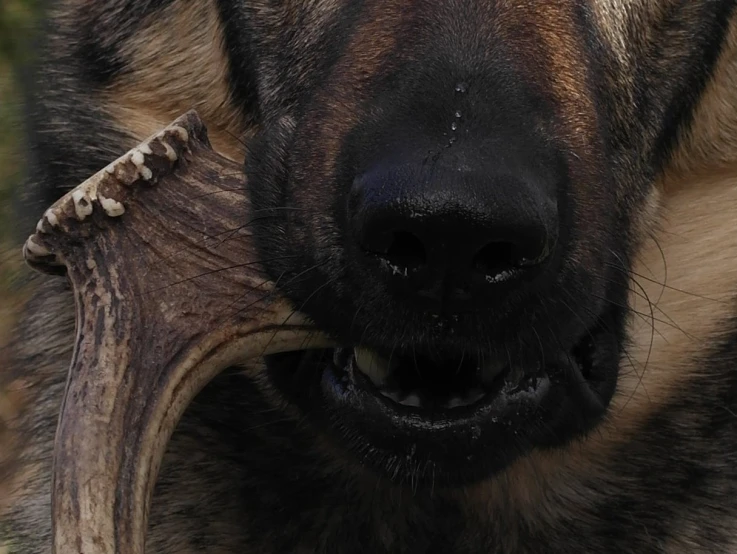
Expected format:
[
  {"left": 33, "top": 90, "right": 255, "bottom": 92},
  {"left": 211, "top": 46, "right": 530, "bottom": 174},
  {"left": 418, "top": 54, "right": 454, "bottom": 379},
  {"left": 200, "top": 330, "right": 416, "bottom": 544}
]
[
  {"left": 592, "top": 0, "right": 737, "bottom": 177},
  {"left": 590, "top": 0, "right": 638, "bottom": 68},
  {"left": 0, "top": 278, "right": 75, "bottom": 523},
  {"left": 104, "top": 0, "right": 248, "bottom": 161},
  {"left": 671, "top": 21, "right": 737, "bottom": 174},
  {"left": 665, "top": 524, "right": 737, "bottom": 554},
  {"left": 591, "top": 0, "right": 663, "bottom": 68},
  {"left": 615, "top": 167, "right": 737, "bottom": 414},
  {"left": 0, "top": 258, "right": 31, "bottom": 513},
  {"left": 0, "top": 382, "right": 25, "bottom": 512}
]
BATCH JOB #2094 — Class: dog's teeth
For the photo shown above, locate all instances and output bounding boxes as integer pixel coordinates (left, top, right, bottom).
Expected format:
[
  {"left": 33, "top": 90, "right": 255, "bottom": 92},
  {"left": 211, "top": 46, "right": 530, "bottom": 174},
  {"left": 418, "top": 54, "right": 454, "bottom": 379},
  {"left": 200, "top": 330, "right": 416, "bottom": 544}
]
[
  {"left": 379, "top": 390, "right": 422, "bottom": 408},
  {"left": 444, "top": 390, "right": 486, "bottom": 409},
  {"left": 464, "top": 388, "right": 486, "bottom": 405},
  {"left": 400, "top": 393, "right": 422, "bottom": 408},
  {"left": 380, "top": 389, "right": 404, "bottom": 403},
  {"left": 446, "top": 396, "right": 466, "bottom": 408},
  {"left": 354, "top": 347, "right": 391, "bottom": 386}
]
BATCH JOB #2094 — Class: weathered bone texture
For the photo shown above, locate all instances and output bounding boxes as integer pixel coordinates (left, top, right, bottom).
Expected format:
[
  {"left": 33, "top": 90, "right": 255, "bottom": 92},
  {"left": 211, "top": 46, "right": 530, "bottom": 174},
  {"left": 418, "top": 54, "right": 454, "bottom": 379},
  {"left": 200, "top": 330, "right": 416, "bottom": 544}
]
[{"left": 23, "top": 111, "right": 330, "bottom": 554}]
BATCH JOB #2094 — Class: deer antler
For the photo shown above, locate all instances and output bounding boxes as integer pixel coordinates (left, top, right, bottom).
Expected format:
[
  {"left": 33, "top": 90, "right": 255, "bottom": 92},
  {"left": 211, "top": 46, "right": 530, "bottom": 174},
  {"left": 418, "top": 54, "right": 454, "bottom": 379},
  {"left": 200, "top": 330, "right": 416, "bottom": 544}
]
[{"left": 23, "top": 111, "right": 331, "bottom": 554}]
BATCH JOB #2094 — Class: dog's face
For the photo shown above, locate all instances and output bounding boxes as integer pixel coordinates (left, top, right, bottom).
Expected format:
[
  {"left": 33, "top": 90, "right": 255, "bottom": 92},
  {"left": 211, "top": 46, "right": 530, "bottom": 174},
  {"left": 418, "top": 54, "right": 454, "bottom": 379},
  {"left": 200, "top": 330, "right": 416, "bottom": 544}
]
[{"left": 242, "top": 0, "right": 734, "bottom": 485}]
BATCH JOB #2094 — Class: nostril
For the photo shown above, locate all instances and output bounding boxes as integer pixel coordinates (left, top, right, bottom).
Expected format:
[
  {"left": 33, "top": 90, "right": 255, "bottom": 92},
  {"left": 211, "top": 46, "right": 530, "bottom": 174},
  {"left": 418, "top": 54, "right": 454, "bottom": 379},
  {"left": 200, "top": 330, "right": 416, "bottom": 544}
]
[
  {"left": 472, "top": 242, "right": 517, "bottom": 279},
  {"left": 374, "top": 231, "right": 427, "bottom": 272},
  {"left": 472, "top": 238, "right": 549, "bottom": 282}
]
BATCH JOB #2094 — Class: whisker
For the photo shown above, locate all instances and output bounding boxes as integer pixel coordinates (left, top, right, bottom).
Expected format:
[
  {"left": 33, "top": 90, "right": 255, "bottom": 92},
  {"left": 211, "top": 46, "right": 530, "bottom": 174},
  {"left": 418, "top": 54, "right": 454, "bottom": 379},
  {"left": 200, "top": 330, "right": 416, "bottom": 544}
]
[
  {"left": 256, "top": 271, "right": 340, "bottom": 359},
  {"left": 604, "top": 260, "right": 728, "bottom": 304},
  {"left": 556, "top": 290, "right": 650, "bottom": 404},
  {"left": 589, "top": 270, "right": 685, "bottom": 336},
  {"left": 143, "top": 255, "right": 299, "bottom": 294},
  {"left": 226, "top": 260, "right": 329, "bottom": 324}
]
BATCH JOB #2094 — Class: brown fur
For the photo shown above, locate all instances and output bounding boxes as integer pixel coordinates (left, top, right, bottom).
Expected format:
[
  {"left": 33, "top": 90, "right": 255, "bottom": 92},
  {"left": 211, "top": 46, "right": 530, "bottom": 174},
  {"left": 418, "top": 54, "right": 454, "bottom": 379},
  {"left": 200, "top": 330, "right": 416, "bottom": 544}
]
[{"left": 105, "top": 0, "right": 247, "bottom": 161}]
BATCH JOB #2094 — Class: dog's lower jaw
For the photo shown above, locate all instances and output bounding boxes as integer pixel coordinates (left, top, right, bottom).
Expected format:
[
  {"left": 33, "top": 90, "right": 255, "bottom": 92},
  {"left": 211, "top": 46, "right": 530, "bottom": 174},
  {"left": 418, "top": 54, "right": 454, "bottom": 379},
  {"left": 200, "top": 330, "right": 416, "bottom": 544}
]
[{"left": 264, "top": 303, "right": 622, "bottom": 486}]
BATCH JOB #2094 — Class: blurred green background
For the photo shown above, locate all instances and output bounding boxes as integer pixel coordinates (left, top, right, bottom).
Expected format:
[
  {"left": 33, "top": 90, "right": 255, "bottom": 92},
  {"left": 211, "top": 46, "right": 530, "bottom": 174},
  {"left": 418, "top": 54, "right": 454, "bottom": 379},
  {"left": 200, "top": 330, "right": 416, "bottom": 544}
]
[
  {"left": 0, "top": 0, "right": 40, "bottom": 460},
  {"left": 1, "top": 5, "right": 41, "bottom": 547},
  {"left": 0, "top": 0, "right": 39, "bottom": 317},
  {"left": 0, "top": 0, "right": 39, "bottom": 242}
]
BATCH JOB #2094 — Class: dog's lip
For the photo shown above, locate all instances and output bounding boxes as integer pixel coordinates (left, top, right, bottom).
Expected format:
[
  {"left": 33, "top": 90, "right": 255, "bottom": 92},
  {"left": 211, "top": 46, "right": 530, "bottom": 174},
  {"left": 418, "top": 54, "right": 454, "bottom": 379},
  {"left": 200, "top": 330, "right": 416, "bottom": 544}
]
[
  {"left": 319, "top": 347, "right": 560, "bottom": 437},
  {"left": 322, "top": 347, "right": 551, "bottom": 425}
]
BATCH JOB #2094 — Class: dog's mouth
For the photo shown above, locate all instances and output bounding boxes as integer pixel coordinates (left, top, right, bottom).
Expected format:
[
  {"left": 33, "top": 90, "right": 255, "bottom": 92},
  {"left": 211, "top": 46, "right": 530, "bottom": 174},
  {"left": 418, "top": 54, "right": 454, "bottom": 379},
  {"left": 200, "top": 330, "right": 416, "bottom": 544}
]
[
  {"left": 266, "top": 306, "right": 621, "bottom": 484},
  {"left": 328, "top": 345, "right": 545, "bottom": 414}
]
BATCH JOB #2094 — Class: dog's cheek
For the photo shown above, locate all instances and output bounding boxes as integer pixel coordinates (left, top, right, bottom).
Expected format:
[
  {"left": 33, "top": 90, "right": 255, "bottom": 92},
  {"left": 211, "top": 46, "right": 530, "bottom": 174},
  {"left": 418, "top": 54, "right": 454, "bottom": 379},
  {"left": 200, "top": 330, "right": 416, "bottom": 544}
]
[{"left": 246, "top": 116, "right": 304, "bottom": 281}]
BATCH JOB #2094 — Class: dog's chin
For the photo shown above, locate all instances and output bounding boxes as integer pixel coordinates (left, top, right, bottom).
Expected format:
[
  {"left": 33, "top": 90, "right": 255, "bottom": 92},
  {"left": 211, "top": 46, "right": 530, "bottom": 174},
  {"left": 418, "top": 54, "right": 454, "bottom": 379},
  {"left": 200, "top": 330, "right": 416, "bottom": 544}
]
[{"left": 265, "top": 305, "right": 622, "bottom": 487}]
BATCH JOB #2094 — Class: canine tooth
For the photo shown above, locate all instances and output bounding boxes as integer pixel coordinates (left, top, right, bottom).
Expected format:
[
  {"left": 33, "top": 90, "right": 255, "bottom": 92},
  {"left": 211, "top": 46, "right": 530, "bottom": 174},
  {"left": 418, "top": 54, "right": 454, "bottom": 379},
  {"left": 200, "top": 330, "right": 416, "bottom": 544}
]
[
  {"left": 354, "top": 347, "right": 390, "bottom": 386},
  {"left": 380, "top": 389, "right": 404, "bottom": 404},
  {"left": 400, "top": 394, "right": 422, "bottom": 408},
  {"left": 464, "top": 388, "right": 486, "bottom": 405},
  {"left": 447, "top": 396, "right": 466, "bottom": 409}
]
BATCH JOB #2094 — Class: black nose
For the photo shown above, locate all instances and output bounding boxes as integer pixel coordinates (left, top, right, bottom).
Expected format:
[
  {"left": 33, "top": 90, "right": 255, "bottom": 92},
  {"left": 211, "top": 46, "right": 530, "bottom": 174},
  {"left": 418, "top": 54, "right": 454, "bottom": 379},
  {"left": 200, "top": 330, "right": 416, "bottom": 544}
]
[{"left": 350, "top": 164, "right": 558, "bottom": 313}]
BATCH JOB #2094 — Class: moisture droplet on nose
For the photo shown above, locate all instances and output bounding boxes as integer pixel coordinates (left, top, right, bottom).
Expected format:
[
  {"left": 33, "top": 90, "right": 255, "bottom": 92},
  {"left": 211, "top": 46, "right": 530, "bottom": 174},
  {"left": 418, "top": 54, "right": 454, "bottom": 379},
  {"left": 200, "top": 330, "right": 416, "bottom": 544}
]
[{"left": 455, "top": 82, "right": 468, "bottom": 93}]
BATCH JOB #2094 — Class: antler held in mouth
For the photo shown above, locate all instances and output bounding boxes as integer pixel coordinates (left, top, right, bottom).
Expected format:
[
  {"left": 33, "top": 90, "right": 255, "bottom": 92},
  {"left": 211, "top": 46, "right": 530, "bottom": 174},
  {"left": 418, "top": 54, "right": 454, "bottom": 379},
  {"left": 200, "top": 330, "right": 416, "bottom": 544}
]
[{"left": 24, "top": 111, "right": 331, "bottom": 554}]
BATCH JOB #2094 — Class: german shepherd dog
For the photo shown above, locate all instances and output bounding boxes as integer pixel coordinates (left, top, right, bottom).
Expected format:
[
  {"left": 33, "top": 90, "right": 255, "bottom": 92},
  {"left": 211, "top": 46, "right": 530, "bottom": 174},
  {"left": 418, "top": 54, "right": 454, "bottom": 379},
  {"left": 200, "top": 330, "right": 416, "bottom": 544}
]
[{"left": 3, "top": 0, "right": 737, "bottom": 552}]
